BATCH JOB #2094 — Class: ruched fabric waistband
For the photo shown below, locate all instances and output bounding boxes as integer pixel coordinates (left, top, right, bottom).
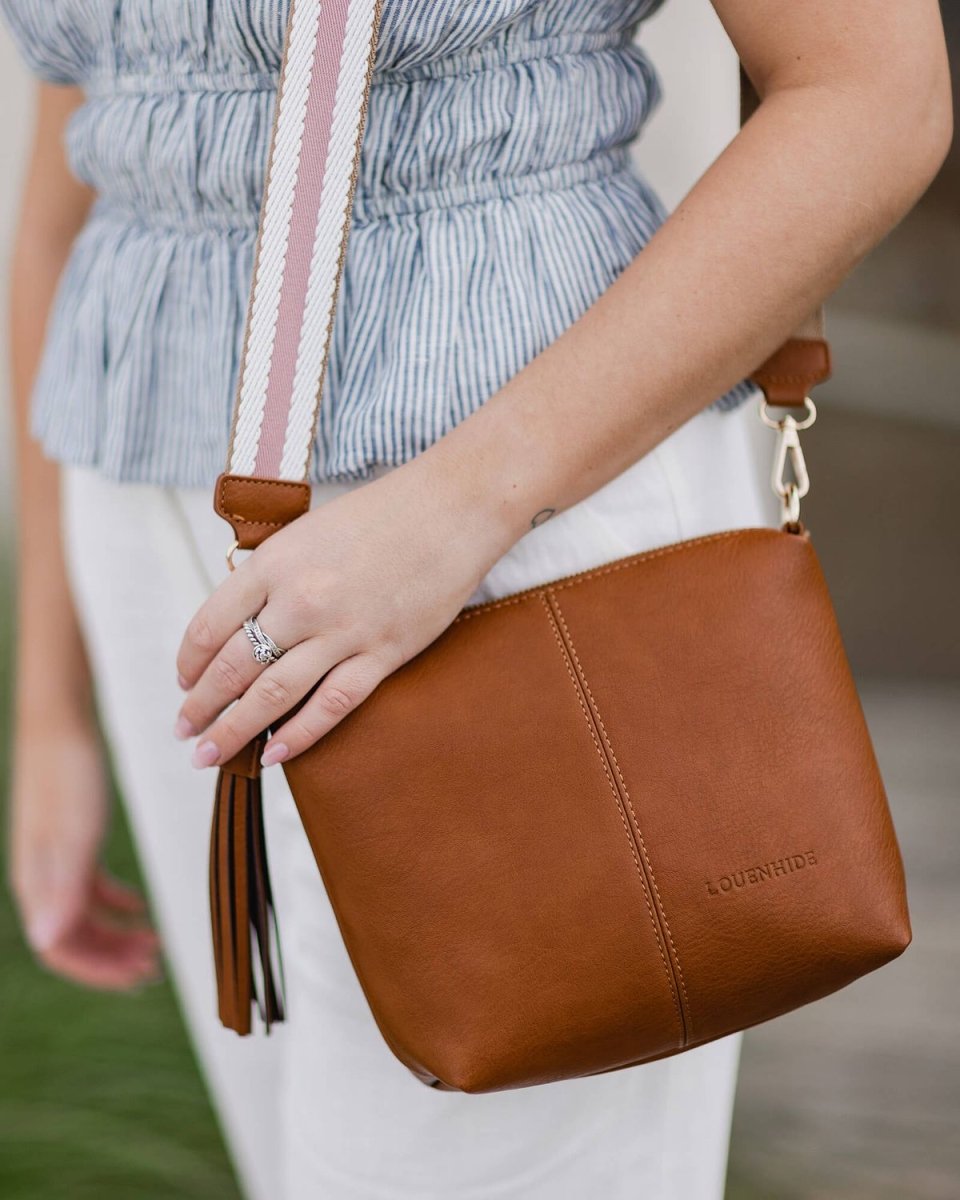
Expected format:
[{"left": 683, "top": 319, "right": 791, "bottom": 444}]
[
  {"left": 92, "top": 146, "right": 638, "bottom": 234},
  {"left": 67, "top": 32, "right": 661, "bottom": 232},
  {"left": 352, "top": 147, "right": 634, "bottom": 224}
]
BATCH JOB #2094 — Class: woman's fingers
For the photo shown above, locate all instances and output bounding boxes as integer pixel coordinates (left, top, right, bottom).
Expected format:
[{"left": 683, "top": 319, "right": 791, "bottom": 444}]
[
  {"left": 187, "top": 641, "right": 340, "bottom": 768},
  {"left": 261, "top": 654, "right": 386, "bottom": 765},
  {"left": 176, "top": 627, "right": 266, "bottom": 739},
  {"left": 177, "top": 592, "right": 349, "bottom": 740},
  {"left": 176, "top": 557, "right": 268, "bottom": 688},
  {"left": 91, "top": 871, "right": 157, "bottom": 938},
  {"left": 41, "top": 914, "right": 162, "bottom": 992},
  {"left": 92, "top": 870, "right": 148, "bottom": 916},
  {"left": 28, "top": 869, "right": 160, "bottom": 992}
]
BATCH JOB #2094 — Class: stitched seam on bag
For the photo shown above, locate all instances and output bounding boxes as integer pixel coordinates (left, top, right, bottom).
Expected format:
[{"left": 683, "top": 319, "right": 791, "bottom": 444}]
[
  {"left": 539, "top": 593, "right": 685, "bottom": 1045},
  {"left": 220, "top": 478, "right": 311, "bottom": 495},
  {"left": 455, "top": 529, "right": 755, "bottom": 625},
  {"left": 549, "top": 592, "right": 693, "bottom": 1046}
]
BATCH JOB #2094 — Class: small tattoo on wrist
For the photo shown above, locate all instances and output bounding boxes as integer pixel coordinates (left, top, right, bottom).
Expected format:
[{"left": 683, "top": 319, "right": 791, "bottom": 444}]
[{"left": 530, "top": 508, "right": 557, "bottom": 529}]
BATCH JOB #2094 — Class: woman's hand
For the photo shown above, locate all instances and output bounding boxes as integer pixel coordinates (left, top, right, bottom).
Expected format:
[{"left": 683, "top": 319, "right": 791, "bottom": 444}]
[
  {"left": 10, "top": 713, "right": 160, "bottom": 990},
  {"left": 175, "top": 456, "right": 513, "bottom": 768}
]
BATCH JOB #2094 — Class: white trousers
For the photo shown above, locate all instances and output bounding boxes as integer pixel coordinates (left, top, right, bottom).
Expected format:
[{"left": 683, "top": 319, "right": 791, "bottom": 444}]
[{"left": 61, "top": 400, "right": 772, "bottom": 1200}]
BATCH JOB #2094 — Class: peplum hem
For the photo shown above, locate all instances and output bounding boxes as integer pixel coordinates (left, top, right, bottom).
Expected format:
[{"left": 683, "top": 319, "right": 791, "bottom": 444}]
[{"left": 31, "top": 161, "right": 758, "bottom": 488}]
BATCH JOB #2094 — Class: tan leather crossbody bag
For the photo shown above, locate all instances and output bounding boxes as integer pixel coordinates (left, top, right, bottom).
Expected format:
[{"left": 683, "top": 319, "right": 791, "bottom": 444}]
[{"left": 207, "top": 0, "right": 910, "bottom": 1092}]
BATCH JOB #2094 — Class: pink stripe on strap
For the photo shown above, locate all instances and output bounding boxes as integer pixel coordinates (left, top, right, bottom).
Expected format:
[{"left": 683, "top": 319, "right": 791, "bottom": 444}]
[{"left": 254, "top": 0, "right": 352, "bottom": 478}]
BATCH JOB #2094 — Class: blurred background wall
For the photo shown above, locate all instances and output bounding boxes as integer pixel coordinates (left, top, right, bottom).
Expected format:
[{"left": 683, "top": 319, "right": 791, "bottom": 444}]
[{"left": 1, "top": 3, "right": 957, "bottom": 1198}]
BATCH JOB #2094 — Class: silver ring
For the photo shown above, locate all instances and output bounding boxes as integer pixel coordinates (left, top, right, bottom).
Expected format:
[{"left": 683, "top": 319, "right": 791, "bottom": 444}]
[{"left": 243, "top": 616, "right": 287, "bottom": 665}]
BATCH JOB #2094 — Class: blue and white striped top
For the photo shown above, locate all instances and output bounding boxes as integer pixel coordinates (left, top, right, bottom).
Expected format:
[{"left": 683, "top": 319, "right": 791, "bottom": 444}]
[{"left": 2, "top": 0, "right": 755, "bottom": 486}]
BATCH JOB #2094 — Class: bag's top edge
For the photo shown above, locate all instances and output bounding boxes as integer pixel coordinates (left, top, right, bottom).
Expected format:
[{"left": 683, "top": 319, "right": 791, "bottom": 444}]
[{"left": 456, "top": 525, "right": 798, "bottom": 625}]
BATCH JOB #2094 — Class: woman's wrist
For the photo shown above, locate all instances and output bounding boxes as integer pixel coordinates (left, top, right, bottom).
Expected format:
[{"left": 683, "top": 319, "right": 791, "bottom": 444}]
[
  {"left": 14, "top": 613, "right": 96, "bottom": 736},
  {"left": 413, "top": 402, "right": 550, "bottom": 576}
]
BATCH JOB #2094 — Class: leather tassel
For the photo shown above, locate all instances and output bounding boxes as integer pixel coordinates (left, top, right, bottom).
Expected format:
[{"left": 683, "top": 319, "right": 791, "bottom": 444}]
[{"left": 209, "top": 736, "right": 285, "bottom": 1035}]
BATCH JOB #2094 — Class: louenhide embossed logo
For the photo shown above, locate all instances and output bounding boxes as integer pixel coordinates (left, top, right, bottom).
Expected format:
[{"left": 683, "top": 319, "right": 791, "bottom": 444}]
[{"left": 705, "top": 851, "right": 818, "bottom": 897}]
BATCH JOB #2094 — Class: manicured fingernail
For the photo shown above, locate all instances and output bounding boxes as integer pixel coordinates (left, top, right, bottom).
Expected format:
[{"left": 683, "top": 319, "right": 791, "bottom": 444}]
[
  {"left": 177, "top": 673, "right": 189, "bottom": 690},
  {"left": 173, "top": 716, "right": 196, "bottom": 741},
  {"left": 261, "top": 742, "right": 289, "bottom": 768},
  {"left": 27, "top": 912, "right": 61, "bottom": 953},
  {"left": 192, "top": 740, "right": 220, "bottom": 769}
]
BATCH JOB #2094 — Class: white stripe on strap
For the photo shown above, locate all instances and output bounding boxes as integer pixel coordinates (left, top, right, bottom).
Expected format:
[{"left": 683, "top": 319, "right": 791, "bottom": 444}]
[{"left": 227, "top": 0, "right": 381, "bottom": 481}]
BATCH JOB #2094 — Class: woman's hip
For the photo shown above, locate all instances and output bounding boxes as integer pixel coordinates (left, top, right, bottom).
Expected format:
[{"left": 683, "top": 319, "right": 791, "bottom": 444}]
[{"left": 467, "top": 395, "right": 772, "bottom": 604}]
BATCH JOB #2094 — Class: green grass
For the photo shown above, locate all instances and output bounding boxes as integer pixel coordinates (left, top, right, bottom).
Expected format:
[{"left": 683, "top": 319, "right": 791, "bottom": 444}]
[{"left": 0, "top": 552, "right": 240, "bottom": 1200}]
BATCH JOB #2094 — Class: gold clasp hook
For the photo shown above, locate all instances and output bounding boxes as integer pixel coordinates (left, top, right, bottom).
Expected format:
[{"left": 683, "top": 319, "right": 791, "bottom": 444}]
[
  {"left": 760, "top": 396, "right": 817, "bottom": 527},
  {"left": 226, "top": 540, "right": 240, "bottom": 572}
]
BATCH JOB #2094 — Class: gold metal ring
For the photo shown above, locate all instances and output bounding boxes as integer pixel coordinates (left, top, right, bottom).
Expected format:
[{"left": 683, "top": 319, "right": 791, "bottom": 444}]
[{"left": 759, "top": 395, "right": 817, "bottom": 432}]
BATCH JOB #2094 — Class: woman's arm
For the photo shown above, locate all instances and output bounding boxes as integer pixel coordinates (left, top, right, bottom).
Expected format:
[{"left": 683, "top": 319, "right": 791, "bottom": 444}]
[
  {"left": 426, "top": 0, "right": 954, "bottom": 533},
  {"left": 175, "top": 0, "right": 952, "bottom": 768},
  {"left": 9, "top": 84, "right": 159, "bottom": 988},
  {"left": 12, "top": 86, "right": 93, "bottom": 733}
]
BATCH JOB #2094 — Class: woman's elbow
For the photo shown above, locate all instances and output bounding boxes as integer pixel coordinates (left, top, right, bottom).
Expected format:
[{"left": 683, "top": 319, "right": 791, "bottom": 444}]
[
  {"left": 888, "top": 50, "right": 954, "bottom": 201},
  {"left": 913, "top": 73, "right": 953, "bottom": 187}
]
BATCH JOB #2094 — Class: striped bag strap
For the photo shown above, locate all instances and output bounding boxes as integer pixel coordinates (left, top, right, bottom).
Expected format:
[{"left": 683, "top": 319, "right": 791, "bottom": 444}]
[
  {"left": 213, "top": 9, "right": 830, "bottom": 552},
  {"left": 215, "top": 0, "right": 381, "bottom": 554},
  {"left": 210, "top": 3, "right": 383, "bottom": 1037}
]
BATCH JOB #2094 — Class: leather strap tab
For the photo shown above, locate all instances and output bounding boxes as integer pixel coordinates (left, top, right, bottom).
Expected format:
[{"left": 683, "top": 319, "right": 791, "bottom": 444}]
[
  {"left": 214, "top": 473, "right": 311, "bottom": 551},
  {"left": 751, "top": 337, "right": 832, "bottom": 409},
  {"left": 221, "top": 735, "right": 269, "bottom": 780}
]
